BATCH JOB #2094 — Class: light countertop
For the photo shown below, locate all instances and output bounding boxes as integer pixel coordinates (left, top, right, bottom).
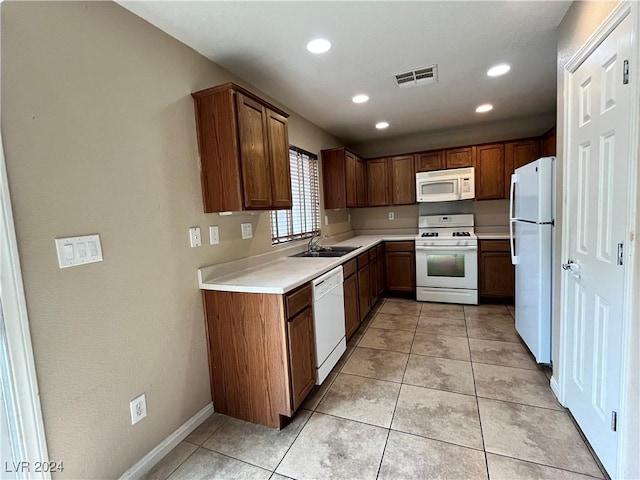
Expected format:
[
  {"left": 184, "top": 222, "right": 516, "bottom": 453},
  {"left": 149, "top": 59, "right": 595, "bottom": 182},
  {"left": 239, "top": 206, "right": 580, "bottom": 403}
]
[{"left": 198, "top": 235, "right": 416, "bottom": 295}]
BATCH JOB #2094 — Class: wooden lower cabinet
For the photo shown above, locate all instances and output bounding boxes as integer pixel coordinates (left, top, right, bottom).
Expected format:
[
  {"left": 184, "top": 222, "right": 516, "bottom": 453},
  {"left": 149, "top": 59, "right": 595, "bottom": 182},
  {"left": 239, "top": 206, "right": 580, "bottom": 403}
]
[
  {"left": 287, "top": 307, "right": 316, "bottom": 411},
  {"left": 358, "top": 261, "right": 371, "bottom": 322},
  {"left": 343, "top": 262, "right": 360, "bottom": 339},
  {"left": 384, "top": 241, "right": 415, "bottom": 294},
  {"left": 479, "top": 240, "right": 515, "bottom": 301},
  {"left": 201, "top": 283, "right": 314, "bottom": 428}
]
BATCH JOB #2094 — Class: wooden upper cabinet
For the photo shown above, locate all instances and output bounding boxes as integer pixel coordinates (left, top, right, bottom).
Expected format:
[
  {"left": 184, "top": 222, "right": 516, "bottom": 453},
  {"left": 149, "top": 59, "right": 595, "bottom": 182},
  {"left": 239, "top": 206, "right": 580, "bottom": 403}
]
[
  {"left": 416, "top": 150, "right": 445, "bottom": 172},
  {"left": 321, "top": 148, "right": 365, "bottom": 209},
  {"left": 445, "top": 146, "right": 474, "bottom": 168},
  {"left": 356, "top": 157, "right": 367, "bottom": 207},
  {"left": 474, "top": 143, "right": 505, "bottom": 200},
  {"left": 345, "top": 151, "right": 358, "bottom": 208},
  {"left": 192, "top": 82, "right": 292, "bottom": 213},
  {"left": 541, "top": 127, "right": 557, "bottom": 156},
  {"left": 390, "top": 155, "right": 416, "bottom": 205},
  {"left": 504, "top": 139, "right": 540, "bottom": 199},
  {"left": 367, "top": 158, "right": 390, "bottom": 206},
  {"left": 266, "top": 109, "right": 293, "bottom": 208}
]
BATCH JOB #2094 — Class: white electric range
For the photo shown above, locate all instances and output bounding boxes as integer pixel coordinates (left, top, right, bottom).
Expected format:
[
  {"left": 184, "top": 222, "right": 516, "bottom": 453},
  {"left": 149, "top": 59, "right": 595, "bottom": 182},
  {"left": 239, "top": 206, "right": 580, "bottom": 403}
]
[{"left": 415, "top": 213, "right": 478, "bottom": 305}]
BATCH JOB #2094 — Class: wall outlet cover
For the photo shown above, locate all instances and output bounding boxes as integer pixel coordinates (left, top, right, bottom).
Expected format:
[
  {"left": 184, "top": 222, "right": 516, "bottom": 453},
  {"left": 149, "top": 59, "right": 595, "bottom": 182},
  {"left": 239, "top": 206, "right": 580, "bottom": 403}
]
[
  {"left": 389, "top": 212, "right": 395, "bottom": 220},
  {"left": 130, "top": 393, "right": 147, "bottom": 425},
  {"left": 241, "top": 223, "right": 253, "bottom": 239},
  {"left": 209, "top": 226, "right": 219, "bottom": 245},
  {"left": 189, "top": 227, "right": 201, "bottom": 247}
]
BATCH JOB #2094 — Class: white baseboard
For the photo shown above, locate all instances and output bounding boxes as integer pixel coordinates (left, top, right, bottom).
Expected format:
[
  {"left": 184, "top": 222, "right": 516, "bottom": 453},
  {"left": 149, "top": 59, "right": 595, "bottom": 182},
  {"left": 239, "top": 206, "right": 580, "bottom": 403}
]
[
  {"left": 119, "top": 402, "right": 214, "bottom": 480},
  {"left": 550, "top": 376, "right": 563, "bottom": 405}
]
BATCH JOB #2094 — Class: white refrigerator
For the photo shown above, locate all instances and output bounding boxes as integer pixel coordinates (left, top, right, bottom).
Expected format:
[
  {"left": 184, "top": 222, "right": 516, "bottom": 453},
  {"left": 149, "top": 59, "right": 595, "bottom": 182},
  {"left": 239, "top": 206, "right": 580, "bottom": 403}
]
[{"left": 509, "top": 156, "right": 555, "bottom": 364}]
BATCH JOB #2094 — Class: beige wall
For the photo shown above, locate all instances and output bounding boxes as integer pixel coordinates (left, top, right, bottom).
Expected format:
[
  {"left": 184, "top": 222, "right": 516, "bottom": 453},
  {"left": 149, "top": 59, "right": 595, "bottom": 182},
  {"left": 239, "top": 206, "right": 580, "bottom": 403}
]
[
  {"left": 557, "top": 2, "right": 639, "bottom": 477},
  {"left": 350, "top": 113, "right": 556, "bottom": 158},
  {"left": 1, "top": 1, "right": 342, "bottom": 478}
]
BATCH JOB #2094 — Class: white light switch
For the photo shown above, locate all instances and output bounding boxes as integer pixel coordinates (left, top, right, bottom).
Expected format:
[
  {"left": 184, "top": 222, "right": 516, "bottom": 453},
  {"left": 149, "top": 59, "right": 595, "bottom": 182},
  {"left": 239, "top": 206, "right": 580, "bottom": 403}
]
[
  {"left": 55, "top": 234, "right": 103, "bottom": 268},
  {"left": 209, "top": 226, "right": 220, "bottom": 245},
  {"left": 189, "top": 227, "right": 201, "bottom": 247},
  {"left": 241, "top": 223, "right": 253, "bottom": 239}
]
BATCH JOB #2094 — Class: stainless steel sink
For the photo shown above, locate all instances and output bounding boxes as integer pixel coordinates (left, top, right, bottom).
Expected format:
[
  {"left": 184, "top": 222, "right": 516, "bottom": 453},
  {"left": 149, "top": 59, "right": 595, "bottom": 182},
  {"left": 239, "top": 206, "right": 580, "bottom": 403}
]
[{"left": 290, "top": 246, "right": 361, "bottom": 258}]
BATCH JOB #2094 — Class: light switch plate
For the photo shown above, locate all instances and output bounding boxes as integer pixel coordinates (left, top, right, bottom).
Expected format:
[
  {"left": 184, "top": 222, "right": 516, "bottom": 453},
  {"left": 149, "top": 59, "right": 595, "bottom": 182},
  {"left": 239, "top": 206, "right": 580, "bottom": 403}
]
[
  {"left": 189, "top": 227, "right": 201, "bottom": 247},
  {"left": 209, "top": 226, "right": 219, "bottom": 245},
  {"left": 55, "top": 234, "right": 103, "bottom": 268},
  {"left": 241, "top": 223, "right": 253, "bottom": 239}
]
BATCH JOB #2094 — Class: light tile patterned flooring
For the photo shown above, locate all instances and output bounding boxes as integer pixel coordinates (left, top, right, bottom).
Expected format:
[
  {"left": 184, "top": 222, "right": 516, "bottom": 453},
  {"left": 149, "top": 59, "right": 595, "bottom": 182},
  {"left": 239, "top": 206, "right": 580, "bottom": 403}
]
[{"left": 145, "top": 298, "right": 606, "bottom": 480}]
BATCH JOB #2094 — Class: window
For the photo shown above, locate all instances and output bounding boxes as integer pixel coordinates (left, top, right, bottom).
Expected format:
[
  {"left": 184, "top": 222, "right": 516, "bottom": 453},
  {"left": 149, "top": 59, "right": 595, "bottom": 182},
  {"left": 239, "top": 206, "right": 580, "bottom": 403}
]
[{"left": 270, "top": 146, "right": 320, "bottom": 244}]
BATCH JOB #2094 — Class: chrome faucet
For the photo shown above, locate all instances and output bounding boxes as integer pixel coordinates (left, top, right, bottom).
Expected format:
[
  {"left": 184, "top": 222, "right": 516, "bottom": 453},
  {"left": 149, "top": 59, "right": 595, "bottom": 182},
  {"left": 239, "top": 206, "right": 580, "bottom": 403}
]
[{"left": 307, "top": 233, "right": 327, "bottom": 252}]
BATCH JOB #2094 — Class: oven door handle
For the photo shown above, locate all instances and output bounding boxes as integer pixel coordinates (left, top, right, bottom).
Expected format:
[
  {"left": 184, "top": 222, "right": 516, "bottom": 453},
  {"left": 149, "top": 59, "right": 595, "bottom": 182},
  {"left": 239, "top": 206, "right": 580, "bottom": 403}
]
[{"left": 415, "top": 245, "right": 478, "bottom": 252}]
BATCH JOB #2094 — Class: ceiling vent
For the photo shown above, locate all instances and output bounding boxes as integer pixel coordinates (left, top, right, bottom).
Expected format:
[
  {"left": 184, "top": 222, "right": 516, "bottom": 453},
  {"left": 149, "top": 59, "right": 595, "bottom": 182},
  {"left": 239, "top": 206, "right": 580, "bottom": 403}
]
[{"left": 395, "top": 65, "right": 438, "bottom": 88}]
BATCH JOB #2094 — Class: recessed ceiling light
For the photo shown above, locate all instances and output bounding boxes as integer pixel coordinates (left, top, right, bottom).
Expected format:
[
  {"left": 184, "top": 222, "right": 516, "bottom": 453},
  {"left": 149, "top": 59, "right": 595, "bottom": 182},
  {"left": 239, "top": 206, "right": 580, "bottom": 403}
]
[
  {"left": 375, "top": 121, "right": 389, "bottom": 130},
  {"left": 352, "top": 94, "right": 369, "bottom": 104},
  {"left": 306, "top": 38, "right": 331, "bottom": 54},
  {"left": 476, "top": 104, "right": 494, "bottom": 113},
  {"left": 487, "top": 64, "right": 511, "bottom": 77}
]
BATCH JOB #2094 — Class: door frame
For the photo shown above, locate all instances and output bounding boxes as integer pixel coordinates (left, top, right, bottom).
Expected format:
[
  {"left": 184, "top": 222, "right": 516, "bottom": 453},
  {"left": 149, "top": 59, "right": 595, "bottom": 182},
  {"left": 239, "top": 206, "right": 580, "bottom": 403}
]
[
  {"left": 557, "top": 1, "right": 639, "bottom": 476},
  {"left": 0, "top": 106, "right": 50, "bottom": 477}
]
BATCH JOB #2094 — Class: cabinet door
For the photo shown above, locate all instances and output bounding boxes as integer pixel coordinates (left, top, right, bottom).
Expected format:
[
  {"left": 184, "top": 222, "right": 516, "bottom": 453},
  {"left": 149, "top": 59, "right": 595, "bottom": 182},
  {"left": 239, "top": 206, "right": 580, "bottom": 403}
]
[
  {"left": 345, "top": 151, "right": 358, "bottom": 208},
  {"left": 504, "top": 139, "right": 540, "bottom": 199},
  {"left": 357, "top": 157, "right": 367, "bottom": 207},
  {"left": 344, "top": 274, "right": 359, "bottom": 339},
  {"left": 479, "top": 251, "right": 515, "bottom": 297},
  {"left": 236, "top": 93, "right": 273, "bottom": 209},
  {"left": 358, "top": 264, "right": 370, "bottom": 321},
  {"left": 376, "top": 253, "right": 384, "bottom": 297},
  {"left": 385, "top": 251, "right": 415, "bottom": 293},
  {"left": 267, "top": 110, "right": 293, "bottom": 208},
  {"left": 541, "top": 128, "right": 556, "bottom": 156},
  {"left": 369, "top": 250, "right": 378, "bottom": 307},
  {"left": 416, "top": 150, "right": 444, "bottom": 172},
  {"left": 475, "top": 143, "right": 505, "bottom": 200},
  {"left": 367, "top": 158, "right": 390, "bottom": 206},
  {"left": 287, "top": 307, "right": 316, "bottom": 411},
  {"left": 445, "top": 147, "right": 474, "bottom": 168},
  {"left": 390, "top": 155, "right": 416, "bottom": 205}
]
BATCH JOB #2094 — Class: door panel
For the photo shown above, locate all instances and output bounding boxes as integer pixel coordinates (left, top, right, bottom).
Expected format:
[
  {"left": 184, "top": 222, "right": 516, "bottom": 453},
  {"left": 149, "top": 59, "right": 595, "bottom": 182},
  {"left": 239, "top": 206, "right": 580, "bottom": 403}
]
[
  {"left": 564, "top": 14, "right": 631, "bottom": 476},
  {"left": 267, "top": 110, "right": 292, "bottom": 208},
  {"left": 236, "top": 93, "right": 272, "bottom": 208}
]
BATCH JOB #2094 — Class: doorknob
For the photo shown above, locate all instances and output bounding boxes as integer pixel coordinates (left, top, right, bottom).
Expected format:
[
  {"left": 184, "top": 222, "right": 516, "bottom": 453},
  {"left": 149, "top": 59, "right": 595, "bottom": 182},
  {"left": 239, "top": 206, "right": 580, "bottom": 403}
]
[{"left": 562, "top": 260, "right": 581, "bottom": 279}]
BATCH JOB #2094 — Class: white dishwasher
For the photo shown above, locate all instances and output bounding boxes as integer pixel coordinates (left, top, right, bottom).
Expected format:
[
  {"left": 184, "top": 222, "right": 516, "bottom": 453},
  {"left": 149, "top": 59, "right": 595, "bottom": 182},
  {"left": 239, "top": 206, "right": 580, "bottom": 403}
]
[{"left": 312, "top": 266, "right": 346, "bottom": 384}]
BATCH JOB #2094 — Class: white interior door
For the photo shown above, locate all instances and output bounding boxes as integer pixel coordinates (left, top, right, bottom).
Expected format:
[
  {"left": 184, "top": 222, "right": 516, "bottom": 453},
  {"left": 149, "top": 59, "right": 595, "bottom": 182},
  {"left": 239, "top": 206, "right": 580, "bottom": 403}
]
[{"left": 564, "top": 13, "right": 632, "bottom": 477}]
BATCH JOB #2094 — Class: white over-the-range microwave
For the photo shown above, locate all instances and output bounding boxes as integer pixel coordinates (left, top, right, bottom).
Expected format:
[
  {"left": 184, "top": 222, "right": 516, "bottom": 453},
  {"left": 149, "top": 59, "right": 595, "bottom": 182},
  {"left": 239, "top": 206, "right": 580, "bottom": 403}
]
[{"left": 416, "top": 167, "right": 475, "bottom": 202}]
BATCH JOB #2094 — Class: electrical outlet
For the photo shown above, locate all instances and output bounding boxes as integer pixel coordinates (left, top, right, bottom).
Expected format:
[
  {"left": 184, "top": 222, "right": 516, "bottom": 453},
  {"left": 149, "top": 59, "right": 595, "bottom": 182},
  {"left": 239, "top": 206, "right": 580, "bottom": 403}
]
[
  {"left": 130, "top": 393, "right": 147, "bottom": 425},
  {"left": 189, "top": 227, "right": 201, "bottom": 247},
  {"left": 388, "top": 212, "right": 395, "bottom": 220},
  {"left": 209, "top": 226, "right": 219, "bottom": 245},
  {"left": 348, "top": 214, "right": 351, "bottom": 223},
  {"left": 241, "top": 223, "right": 253, "bottom": 239},
  {"left": 324, "top": 215, "right": 329, "bottom": 226}
]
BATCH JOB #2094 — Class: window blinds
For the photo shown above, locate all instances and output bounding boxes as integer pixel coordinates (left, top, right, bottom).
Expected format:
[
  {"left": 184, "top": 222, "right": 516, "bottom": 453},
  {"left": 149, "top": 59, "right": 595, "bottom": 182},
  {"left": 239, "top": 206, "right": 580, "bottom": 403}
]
[{"left": 270, "top": 147, "right": 320, "bottom": 244}]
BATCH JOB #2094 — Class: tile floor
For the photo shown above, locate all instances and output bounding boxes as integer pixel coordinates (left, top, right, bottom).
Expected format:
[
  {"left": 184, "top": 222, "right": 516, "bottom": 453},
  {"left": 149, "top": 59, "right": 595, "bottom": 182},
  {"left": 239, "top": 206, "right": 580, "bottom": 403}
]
[{"left": 145, "top": 298, "right": 606, "bottom": 480}]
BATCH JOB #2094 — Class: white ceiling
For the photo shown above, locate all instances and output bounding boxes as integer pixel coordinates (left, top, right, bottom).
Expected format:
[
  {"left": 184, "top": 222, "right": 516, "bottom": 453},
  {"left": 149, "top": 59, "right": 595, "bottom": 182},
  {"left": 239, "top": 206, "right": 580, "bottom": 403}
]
[{"left": 118, "top": 1, "right": 571, "bottom": 145}]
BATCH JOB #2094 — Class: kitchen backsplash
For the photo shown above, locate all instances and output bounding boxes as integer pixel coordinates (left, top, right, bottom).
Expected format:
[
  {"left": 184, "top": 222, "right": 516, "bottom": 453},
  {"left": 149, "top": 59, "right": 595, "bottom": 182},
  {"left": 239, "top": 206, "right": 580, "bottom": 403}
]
[{"left": 472, "top": 199, "right": 510, "bottom": 227}]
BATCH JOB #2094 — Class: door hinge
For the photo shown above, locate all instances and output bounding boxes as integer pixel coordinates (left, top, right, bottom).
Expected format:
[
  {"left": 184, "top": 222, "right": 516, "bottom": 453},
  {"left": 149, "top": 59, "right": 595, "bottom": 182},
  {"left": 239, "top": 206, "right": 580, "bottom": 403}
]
[
  {"left": 623, "top": 60, "right": 629, "bottom": 85},
  {"left": 611, "top": 411, "right": 618, "bottom": 432},
  {"left": 617, "top": 243, "right": 624, "bottom": 265}
]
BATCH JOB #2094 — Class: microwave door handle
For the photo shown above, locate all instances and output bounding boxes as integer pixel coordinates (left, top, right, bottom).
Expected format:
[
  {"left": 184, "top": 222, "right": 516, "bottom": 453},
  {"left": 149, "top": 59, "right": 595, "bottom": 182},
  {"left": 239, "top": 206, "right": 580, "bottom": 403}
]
[{"left": 457, "top": 177, "right": 462, "bottom": 199}]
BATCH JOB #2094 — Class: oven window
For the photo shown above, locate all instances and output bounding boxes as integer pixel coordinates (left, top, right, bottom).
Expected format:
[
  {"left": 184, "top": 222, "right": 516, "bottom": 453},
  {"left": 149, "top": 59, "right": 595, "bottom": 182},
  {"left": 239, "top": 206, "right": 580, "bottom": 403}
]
[
  {"left": 421, "top": 181, "right": 455, "bottom": 195},
  {"left": 427, "top": 254, "right": 465, "bottom": 277}
]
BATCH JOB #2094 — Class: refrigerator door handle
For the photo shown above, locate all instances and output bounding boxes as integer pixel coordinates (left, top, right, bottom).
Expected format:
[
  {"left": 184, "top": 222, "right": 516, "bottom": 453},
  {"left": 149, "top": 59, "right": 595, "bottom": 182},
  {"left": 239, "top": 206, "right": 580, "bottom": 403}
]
[
  {"left": 510, "top": 220, "right": 519, "bottom": 265},
  {"left": 509, "top": 173, "right": 518, "bottom": 221}
]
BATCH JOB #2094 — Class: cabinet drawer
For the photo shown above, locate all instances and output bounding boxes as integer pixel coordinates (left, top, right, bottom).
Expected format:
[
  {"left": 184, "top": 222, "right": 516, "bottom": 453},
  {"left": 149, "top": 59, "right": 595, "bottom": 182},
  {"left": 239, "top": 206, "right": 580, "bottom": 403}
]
[
  {"left": 384, "top": 241, "right": 415, "bottom": 252},
  {"left": 285, "top": 283, "right": 312, "bottom": 319},
  {"left": 480, "top": 240, "right": 510, "bottom": 252},
  {"left": 357, "top": 252, "right": 370, "bottom": 269},
  {"left": 343, "top": 258, "right": 357, "bottom": 278}
]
